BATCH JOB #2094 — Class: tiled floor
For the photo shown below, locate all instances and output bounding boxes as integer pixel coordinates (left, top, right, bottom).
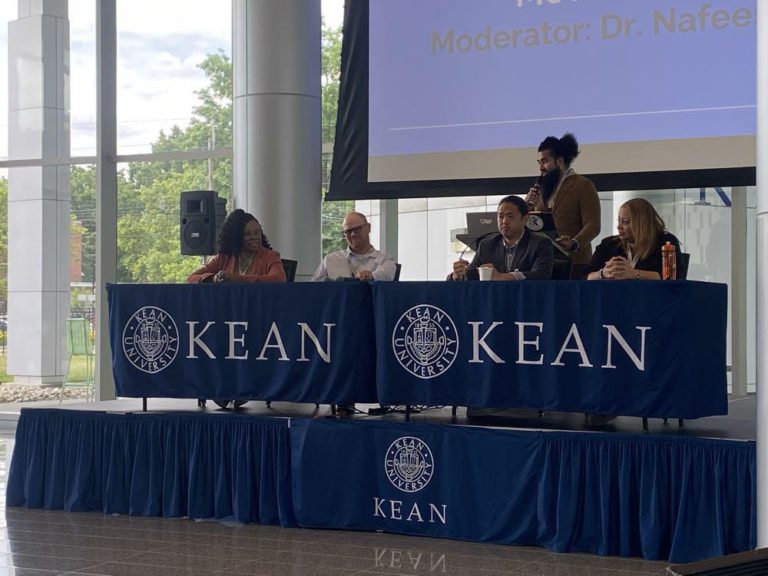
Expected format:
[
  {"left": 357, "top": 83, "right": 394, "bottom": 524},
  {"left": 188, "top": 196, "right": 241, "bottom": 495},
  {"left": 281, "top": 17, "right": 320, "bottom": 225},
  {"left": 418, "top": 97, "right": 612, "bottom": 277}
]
[
  {"left": 0, "top": 508, "right": 671, "bottom": 576},
  {"left": 0, "top": 436, "right": 674, "bottom": 576}
]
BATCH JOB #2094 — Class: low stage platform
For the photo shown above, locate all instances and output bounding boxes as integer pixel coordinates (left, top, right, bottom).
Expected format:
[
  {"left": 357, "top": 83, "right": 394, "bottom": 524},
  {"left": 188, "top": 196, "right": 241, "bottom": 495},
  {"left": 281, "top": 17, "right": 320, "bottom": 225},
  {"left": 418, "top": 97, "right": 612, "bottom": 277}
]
[{"left": 6, "top": 396, "right": 756, "bottom": 565}]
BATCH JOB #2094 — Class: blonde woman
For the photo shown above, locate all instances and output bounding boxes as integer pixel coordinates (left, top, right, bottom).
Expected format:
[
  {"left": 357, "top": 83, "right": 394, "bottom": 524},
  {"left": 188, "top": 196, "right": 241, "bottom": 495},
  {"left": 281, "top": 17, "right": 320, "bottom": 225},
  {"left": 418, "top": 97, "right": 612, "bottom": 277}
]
[{"left": 585, "top": 198, "right": 682, "bottom": 280}]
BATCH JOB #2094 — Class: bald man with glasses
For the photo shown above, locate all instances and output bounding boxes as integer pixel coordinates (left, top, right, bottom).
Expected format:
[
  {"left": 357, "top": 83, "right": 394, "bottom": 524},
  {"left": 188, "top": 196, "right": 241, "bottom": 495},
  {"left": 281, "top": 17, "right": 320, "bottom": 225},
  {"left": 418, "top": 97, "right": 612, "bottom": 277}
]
[{"left": 311, "top": 211, "right": 396, "bottom": 282}]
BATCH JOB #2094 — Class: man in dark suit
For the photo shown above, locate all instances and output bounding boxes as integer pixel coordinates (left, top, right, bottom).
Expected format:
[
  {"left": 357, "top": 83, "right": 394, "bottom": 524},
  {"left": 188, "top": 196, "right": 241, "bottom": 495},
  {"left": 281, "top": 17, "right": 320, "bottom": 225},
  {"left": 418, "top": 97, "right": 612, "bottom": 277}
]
[{"left": 451, "top": 195, "right": 553, "bottom": 281}]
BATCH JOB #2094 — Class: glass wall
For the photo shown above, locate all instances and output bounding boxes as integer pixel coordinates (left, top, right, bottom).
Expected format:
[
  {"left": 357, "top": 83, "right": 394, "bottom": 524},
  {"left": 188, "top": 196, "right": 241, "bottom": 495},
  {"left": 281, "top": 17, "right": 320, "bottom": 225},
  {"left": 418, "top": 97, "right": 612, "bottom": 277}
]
[
  {"left": 0, "top": 5, "right": 13, "bottom": 384},
  {"left": 116, "top": 0, "right": 232, "bottom": 154},
  {"left": 70, "top": 0, "right": 96, "bottom": 157},
  {"left": 1, "top": 1, "right": 95, "bottom": 160},
  {"left": 0, "top": 1, "right": 233, "bottom": 393},
  {"left": 115, "top": 159, "right": 230, "bottom": 284}
]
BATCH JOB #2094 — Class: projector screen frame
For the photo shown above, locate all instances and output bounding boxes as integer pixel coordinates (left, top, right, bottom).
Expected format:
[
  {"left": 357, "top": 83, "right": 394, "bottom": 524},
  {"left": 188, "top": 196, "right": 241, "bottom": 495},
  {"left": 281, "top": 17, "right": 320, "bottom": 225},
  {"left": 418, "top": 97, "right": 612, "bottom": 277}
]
[{"left": 327, "top": 0, "right": 755, "bottom": 201}]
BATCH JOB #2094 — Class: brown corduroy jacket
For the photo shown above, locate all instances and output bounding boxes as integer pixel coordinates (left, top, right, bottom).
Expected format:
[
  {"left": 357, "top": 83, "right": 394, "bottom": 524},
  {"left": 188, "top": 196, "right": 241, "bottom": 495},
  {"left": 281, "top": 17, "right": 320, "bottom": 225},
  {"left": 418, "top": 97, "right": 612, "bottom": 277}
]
[{"left": 534, "top": 173, "right": 601, "bottom": 265}]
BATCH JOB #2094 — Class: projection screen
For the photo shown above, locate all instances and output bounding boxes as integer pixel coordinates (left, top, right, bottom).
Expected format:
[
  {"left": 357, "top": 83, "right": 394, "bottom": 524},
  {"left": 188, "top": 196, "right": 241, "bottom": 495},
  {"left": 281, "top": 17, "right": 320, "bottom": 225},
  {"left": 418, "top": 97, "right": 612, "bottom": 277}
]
[{"left": 328, "top": 0, "right": 756, "bottom": 200}]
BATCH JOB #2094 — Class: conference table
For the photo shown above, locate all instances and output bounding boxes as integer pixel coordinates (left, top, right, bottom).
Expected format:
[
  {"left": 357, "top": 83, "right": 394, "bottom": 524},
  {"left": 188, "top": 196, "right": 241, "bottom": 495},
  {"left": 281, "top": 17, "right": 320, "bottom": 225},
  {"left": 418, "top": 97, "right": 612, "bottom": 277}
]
[{"left": 108, "top": 280, "right": 728, "bottom": 420}]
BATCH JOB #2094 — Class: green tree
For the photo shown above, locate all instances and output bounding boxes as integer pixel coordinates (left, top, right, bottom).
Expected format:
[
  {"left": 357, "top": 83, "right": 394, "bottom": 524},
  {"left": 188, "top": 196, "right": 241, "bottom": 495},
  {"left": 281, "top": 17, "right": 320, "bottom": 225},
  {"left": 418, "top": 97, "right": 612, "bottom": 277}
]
[
  {"left": 117, "top": 51, "right": 234, "bottom": 283},
  {"left": 70, "top": 165, "right": 96, "bottom": 283},
  {"left": 320, "top": 23, "right": 354, "bottom": 256},
  {"left": 130, "top": 50, "right": 233, "bottom": 200},
  {"left": 70, "top": 164, "right": 149, "bottom": 283},
  {"left": 70, "top": 26, "right": 347, "bottom": 284},
  {"left": 118, "top": 171, "right": 208, "bottom": 282},
  {"left": 322, "top": 23, "right": 343, "bottom": 140}
]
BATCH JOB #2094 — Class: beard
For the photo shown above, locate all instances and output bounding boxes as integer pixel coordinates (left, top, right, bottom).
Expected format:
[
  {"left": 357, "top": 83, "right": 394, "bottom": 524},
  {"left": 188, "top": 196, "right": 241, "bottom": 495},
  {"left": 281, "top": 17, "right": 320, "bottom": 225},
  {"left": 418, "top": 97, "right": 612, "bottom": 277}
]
[{"left": 540, "top": 167, "right": 562, "bottom": 206}]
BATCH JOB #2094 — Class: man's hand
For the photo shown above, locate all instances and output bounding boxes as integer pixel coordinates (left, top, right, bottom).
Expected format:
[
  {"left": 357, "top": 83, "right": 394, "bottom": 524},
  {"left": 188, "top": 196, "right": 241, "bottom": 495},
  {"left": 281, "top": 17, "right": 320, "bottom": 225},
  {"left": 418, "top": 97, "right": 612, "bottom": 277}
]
[
  {"left": 555, "top": 235, "right": 577, "bottom": 251},
  {"left": 452, "top": 259, "right": 469, "bottom": 280},
  {"left": 525, "top": 187, "right": 540, "bottom": 207},
  {"left": 356, "top": 269, "right": 374, "bottom": 281},
  {"left": 481, "top": 264, "right": 521, "bottom": 281}
]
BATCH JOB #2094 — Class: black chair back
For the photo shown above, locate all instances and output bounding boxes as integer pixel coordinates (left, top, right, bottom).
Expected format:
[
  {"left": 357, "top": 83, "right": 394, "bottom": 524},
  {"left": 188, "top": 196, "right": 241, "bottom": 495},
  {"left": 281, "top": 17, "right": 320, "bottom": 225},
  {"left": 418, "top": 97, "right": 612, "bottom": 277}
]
[
  {"left": 394, "top": 263, "right": 402, "bottom": 281},
  {"left": 281, "top": 259, "right": 297, "bottom": 282},
  {"left": 551, "top": 258, "right": 572, "bottom": 280},
  {"left": 678, "top": 253, "right": 690, "bottom": 280}
]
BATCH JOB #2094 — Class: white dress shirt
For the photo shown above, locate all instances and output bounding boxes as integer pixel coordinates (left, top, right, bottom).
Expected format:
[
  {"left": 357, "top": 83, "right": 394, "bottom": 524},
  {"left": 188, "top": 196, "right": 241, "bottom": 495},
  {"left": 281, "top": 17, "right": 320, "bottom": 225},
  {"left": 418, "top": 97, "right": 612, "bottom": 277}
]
[{"left": 311, "top": 246, "right": 396, "bottom": 281}]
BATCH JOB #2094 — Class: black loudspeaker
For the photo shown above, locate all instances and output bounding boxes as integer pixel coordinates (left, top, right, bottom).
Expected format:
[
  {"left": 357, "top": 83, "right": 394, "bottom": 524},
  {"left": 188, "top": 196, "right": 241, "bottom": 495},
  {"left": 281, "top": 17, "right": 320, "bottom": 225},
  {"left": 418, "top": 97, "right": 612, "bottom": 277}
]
[{"left": 180, "top": 191, "right": 227, "bottom": 255}]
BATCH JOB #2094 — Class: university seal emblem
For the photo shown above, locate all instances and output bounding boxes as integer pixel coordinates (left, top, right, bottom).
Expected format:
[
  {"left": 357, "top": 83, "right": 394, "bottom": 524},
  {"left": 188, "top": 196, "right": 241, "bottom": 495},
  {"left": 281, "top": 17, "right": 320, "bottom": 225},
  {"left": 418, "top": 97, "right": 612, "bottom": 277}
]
[
  {"left": 384, "top": 436, "right": 434, "bottom": 493},
  {"left": 526, "top": 213, "right": 544, "bottom": 231},
  {"left": 392, "top": 305, "right": 458, "bottom": 379},
  {"left": 122, "top": 306, "right": 179, "bottom": 374}
]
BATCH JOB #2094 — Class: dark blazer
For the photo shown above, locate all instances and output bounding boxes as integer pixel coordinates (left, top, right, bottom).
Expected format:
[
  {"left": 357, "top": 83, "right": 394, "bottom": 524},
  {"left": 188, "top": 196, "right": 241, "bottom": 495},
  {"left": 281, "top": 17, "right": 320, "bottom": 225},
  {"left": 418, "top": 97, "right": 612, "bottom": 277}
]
[
  {"left": 452, "top": 229, "right": 553, "bottom": 281},
  {"left": 583, "top": 232, "right": 682, "bottom": 277}
]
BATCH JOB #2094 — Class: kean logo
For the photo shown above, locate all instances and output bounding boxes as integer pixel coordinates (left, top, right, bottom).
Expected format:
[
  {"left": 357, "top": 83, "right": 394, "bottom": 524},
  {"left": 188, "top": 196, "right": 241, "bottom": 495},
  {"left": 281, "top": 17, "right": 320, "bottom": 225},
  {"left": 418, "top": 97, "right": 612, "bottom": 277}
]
[
  {"left": 392, "top": 305, "right": 458, "bottom": 379},
  {"left": 122, "top": 306, "right": 179, "bottom": 374},
  {"left": 526, "top": 213, "right": 544, "bottom": 231},
  {"left": 374, "top": 436, "right": 447, "bottom": 524},
  {"left": 384, "top": 436, "right": 435, "bottom": 493}
]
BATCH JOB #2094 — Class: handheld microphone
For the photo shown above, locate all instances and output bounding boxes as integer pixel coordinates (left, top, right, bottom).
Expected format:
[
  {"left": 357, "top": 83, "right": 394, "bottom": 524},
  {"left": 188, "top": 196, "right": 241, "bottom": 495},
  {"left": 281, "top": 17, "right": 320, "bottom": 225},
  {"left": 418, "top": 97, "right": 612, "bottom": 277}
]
[{"left": 527, "top": 176, "right": 542, "bottom": 208}]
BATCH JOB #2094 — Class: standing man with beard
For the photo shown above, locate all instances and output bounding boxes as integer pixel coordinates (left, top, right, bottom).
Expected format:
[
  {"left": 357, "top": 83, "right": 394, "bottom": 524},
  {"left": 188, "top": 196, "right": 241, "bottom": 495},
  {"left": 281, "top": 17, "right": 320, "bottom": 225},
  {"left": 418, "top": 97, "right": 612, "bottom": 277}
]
[{"left": 526, "top": 133, "right": 600, "bottom": 279}]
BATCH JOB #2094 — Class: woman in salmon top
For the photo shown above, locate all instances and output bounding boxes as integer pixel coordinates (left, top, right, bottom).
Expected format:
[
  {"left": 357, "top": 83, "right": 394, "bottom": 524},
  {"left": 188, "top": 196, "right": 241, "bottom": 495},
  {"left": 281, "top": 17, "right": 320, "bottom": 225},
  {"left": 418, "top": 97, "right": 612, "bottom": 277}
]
[
  {"left": 187, "top": 209, "right": 286, "bottom": 284},
  {"left": 187, "top": 209, "right": 285, "bottom": 410}
]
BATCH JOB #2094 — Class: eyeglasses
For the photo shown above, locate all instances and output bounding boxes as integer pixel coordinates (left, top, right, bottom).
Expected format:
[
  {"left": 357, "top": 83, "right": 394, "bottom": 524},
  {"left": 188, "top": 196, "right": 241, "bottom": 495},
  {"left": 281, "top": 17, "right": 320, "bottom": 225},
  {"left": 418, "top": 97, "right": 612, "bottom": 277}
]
[{"left": 341, "top": 224, "right": 366, "bottom": 238}]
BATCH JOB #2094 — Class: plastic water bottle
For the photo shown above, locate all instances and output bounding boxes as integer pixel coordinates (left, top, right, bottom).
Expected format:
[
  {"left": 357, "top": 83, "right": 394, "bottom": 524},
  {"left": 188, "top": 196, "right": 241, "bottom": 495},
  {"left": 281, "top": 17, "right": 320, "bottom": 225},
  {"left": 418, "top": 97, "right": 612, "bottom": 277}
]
[{"left": 661, "top": 241, "right": 676, "bottom": 280}]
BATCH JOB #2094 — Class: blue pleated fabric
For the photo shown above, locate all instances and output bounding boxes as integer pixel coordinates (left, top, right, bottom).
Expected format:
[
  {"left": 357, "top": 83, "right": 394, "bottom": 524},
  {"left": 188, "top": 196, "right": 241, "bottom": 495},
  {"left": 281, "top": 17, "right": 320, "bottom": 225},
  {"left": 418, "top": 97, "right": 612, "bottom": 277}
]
[
  {"left": 7, "top": 409, "right": 755, "bottom": 563},
  {"left": 535, "top": 432, "right": 755, "bottom": 562},
  {"left": 290, "top": 419, "right": 755, "bottom": 564},
  {"left": 7, "top": 409, "right": 294, "bottom": 526}
]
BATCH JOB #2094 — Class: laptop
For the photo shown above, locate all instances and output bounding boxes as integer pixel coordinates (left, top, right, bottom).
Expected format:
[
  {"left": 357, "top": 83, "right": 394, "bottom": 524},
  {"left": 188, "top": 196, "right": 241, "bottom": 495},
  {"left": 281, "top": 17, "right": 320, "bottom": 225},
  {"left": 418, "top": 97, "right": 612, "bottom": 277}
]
[
  {"left": 456, "top": 212, "right": 498, "bottom": 252},
  {"left": 457, "top": 210, "right": 567, "bottom": 256},
  {"left": 466, "top": 212, "right": 498, "bottom": 236}
]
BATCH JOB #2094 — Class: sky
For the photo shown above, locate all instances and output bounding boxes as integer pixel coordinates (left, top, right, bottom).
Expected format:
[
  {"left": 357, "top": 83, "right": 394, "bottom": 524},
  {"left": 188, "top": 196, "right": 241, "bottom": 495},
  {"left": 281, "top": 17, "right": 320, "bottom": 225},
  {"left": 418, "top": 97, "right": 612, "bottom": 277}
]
[{"left": 0, "top": 0, "right": 345, "bottom": 161}]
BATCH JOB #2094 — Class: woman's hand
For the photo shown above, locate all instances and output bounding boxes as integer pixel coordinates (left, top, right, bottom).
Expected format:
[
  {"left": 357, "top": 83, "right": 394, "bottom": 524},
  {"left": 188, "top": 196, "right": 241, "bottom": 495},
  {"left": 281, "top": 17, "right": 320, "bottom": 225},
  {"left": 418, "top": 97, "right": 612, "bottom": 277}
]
[
  {"left": 214, "top": 270, "right": 235, "bottom": 283},
  {"left": 603, "top": 256, "right": 633, "bottom": 280}
]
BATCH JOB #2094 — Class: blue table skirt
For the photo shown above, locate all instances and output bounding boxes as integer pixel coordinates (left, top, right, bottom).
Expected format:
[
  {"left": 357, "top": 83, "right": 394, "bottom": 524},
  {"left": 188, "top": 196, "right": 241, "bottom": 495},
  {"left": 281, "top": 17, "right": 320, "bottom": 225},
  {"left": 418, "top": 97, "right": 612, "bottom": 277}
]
[
  {"left": 291, "top": 419, "right": 755, "bottom": 563},
  {"left": 108, "top": 281, "right": 728, "bottom": 418},
  {"left": 6, "top": 409, "right": 295, "bottom": 526},
  {"left": 8, "top": 408, "right": 754, "bottom": 564}
]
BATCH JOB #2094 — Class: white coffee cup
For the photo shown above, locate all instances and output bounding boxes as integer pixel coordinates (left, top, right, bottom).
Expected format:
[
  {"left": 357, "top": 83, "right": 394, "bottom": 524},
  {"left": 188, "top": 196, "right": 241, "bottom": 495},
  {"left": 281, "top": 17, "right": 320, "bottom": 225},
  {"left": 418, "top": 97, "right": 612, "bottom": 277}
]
[{"left": 478, "top": 267, "right": 493, "bottom": 281}]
